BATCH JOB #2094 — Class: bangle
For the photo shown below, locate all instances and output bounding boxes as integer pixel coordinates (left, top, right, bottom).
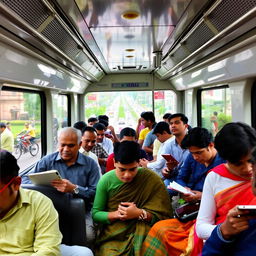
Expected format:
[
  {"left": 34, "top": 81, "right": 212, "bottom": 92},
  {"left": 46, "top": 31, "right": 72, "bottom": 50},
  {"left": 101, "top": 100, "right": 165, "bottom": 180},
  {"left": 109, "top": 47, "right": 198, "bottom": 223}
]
[{"left": 138, "top": 209, "right": 147, "bottom": 220}]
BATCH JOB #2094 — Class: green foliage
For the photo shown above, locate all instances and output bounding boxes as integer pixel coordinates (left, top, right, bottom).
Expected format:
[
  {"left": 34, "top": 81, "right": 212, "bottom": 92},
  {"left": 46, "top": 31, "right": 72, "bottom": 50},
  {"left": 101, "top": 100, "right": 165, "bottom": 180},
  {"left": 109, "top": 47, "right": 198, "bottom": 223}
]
[{"left": 23, "top": 94, "right": 41, "bottom": 120}]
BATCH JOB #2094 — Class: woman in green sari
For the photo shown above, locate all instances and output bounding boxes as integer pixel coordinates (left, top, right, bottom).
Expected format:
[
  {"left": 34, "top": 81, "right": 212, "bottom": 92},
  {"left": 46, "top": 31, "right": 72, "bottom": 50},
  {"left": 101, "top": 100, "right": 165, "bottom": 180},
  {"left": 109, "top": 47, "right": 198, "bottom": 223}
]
[{"left": 92, "top": 140, "right": 172, "bottom": 256}]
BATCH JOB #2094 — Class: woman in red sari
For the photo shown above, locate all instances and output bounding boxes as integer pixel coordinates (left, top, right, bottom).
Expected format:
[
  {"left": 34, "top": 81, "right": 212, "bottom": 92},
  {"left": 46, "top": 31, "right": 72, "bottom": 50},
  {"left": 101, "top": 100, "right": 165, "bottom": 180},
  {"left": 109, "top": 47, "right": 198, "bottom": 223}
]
[{"left": 142, "top": 122, "right": 256, "bottom": 256}]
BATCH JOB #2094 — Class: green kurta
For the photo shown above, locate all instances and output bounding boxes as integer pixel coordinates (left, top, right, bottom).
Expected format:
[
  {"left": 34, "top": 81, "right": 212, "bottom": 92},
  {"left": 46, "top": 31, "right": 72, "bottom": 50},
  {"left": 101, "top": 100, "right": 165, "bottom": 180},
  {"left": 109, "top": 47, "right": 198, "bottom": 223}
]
[{"left": 92, "top": 168, "right": 172, "bottom": 256}]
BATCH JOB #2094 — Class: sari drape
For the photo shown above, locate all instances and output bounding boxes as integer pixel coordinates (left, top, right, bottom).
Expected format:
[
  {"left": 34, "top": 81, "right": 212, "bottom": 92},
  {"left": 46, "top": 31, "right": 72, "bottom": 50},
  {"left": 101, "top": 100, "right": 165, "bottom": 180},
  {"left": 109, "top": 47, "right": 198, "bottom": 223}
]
[
  {"left": 142, "top": 164, "right": 256, "bottom": 256},
  {"left": 95, "top": 168, "right": 172, "bottom": 256}
]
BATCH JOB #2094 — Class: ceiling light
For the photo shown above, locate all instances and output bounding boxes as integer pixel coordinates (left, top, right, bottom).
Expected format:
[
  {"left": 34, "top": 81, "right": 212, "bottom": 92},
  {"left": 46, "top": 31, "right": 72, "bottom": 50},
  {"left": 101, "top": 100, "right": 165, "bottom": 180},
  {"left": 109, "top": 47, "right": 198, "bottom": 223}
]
[
  {"left": 125, "top": 49, "right": 135, "bottom": 52},
  {"left": 122, "top": 11, "right": 139, "bottom": 20}
]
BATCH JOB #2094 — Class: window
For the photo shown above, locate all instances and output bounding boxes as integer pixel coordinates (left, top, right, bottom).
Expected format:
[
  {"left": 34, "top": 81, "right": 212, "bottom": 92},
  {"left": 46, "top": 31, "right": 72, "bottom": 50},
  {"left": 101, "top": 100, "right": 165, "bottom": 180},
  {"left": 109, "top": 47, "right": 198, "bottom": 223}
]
[
  {"left": 198, "top": 87, "right": 232, "bottom": 136},
  {"left": 154, "top": 90, "right": 177, "bottom": 122},
  {"left": 0, "top": 89, "right": 42, "bottom": 171},
  {"left": 252, "top": 82, "right": 256, "bottom": 129},
  {"left": 52, "top": 94, "right": 68, "bottom": 151},
  {"left": 84, "top": 90, "right": 177, "bottom": 133}
]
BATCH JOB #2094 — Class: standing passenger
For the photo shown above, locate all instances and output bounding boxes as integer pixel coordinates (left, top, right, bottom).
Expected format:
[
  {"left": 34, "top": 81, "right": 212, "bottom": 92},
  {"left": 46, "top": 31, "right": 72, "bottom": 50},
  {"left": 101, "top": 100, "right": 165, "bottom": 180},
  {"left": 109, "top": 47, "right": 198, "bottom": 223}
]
[
  {"left": 92, "top": 141, "right": 172, "bottom": 256},
  {"left": 0, "top": 122, "right": 14, "bottom": 152}
]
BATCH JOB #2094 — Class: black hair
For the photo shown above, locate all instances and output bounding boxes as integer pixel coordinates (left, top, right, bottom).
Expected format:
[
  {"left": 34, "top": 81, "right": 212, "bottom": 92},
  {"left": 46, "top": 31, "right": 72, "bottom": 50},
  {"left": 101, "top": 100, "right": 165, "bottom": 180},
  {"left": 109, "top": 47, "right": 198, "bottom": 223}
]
[
  {"left": 114, "top": 141, "right": 141, "bottom": 164},
  {"left": 0, "top": 150, "right": 20, "bottom": 184},
  {"left": 83, "top": 126, "right": 97, "bottom": 135},
  {"left": 140, "top": 111, "right": 155, "bottom": 123},
  {"left": 214, "top": 122, "right": 256, "bottom": 164},
  {"left": 0, "top": 122, "right": 6, "bottom": 128},
  {"left": 163, "top": 113, "right": 172, "bottom": 119},
  {"left": 120, "top": 127, "right": 136, "bottom": 139},
  {"left": 88, "top": 117, "right": 98, "bottom": 123},
  {"left": 98, "top": 115, "right": 109, "bottom": 121},
  {"left": 98, "top": 119, "right": 109, "bottom": 127},
  {"left": 168, "top": 113, "right": 188, "bottom": 124},
  {"left": 93, "top": 122, "right": 106, "bottom": 131},
  {"left": 181, "top": 127, "right": 213, "bottom": 149},
  {"left": 153, "top": 121, "right": 171, "bottom": 135},
  {"left": 73, "top": 121, "right": 87, "bottom": 133},
  {"left": 252, "top": 146, "right": 256, "bottom": 165}
]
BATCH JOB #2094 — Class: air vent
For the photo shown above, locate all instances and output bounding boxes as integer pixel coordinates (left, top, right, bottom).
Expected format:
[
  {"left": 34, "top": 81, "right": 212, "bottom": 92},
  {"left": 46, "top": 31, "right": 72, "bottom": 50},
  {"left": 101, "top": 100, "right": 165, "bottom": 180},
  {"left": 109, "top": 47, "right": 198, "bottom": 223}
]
[{"left": 2, "top": 0, "right": 50, "bottom": 29}]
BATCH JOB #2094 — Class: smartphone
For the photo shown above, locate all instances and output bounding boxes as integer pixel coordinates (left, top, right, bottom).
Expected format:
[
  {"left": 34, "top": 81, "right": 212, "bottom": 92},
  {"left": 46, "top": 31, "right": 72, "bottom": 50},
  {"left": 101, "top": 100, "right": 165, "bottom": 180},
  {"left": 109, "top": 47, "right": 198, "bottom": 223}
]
[
  {"left": 237, "top": 205, "right": 256, "bottom": 216},
  {"left": 162, "top": 154, "right": 179, "bottom": 165}
]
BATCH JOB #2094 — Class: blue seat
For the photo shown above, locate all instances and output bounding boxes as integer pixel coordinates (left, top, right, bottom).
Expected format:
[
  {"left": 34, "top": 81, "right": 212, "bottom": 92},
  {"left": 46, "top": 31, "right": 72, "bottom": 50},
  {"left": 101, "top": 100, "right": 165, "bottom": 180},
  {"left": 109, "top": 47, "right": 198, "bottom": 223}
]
[{"left": 21, "top": 184, "right": 87, "bottom": 246}]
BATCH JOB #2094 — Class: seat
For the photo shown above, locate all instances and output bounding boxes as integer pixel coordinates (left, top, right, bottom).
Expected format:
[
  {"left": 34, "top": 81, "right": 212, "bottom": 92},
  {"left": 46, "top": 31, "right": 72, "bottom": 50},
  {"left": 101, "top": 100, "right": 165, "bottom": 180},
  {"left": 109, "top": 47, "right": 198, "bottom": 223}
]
[{"left": 21, "top": 184, "right": 87, "bottom": 246}]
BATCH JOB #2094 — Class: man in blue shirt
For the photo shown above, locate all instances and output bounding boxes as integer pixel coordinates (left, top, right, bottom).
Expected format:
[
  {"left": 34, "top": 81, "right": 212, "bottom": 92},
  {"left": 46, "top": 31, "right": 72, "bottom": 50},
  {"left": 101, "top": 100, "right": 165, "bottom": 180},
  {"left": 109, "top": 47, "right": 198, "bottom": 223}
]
[
  {"left": 202, "top": 147, "right": 256, "bottom": 256},
  {"left": 168, "top": 127, "right": 225, "bottom": 199},
  {"left": 22, "top": 127, "right": 100, "bottom": 246}
]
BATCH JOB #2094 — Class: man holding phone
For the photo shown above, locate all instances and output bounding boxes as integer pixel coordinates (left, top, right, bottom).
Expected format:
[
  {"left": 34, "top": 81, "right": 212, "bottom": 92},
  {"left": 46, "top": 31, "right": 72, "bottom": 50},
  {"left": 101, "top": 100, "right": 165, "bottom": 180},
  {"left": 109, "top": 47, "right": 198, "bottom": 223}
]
[{"left": 202, "top": 147, "right": 256, "bottom": 255}]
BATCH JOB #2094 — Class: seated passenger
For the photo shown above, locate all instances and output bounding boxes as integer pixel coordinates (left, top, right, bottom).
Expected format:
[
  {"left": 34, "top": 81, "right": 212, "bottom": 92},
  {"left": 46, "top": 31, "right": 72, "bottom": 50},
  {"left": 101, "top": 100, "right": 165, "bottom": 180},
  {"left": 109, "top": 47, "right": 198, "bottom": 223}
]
[
  {"left": 202, "top": 147, "right": 256, "bottom": 255},
  {"left": 22, "top": 127, "right": 100, "bottom": 246},
  {"left": 79, "top": 126, "right": 101, "bottom": 177},
  {"left": 92, "top": 141, "right": 172, "bottom": 256},
  {"left": 141, "top": 127, "right": 225, "bottom": 256},
  {"left": 162, "top": 113, "right": 190, "bottom": 185},
  {"left": 140, "top": 121, "right": 174, "bottom": 177},
  {"left": 196, "top": 122, "right": 256, "bottom": 244},
  {"left": 105, "top": 127, "right": 147, "bottom": 172},
  {"left": 0, "top": 150, "right": 93, "bottom": 256}
]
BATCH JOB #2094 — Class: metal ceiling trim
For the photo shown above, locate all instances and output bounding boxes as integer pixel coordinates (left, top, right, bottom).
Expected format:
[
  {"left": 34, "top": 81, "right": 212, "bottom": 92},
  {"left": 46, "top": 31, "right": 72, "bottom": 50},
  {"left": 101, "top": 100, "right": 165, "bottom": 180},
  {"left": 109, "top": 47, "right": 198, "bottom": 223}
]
[
  {"left": 159, "top": 5, "right": 256, "bottom": 80},
  {"left": 0, "top": 2, "right": 101, "bottom": 82}
]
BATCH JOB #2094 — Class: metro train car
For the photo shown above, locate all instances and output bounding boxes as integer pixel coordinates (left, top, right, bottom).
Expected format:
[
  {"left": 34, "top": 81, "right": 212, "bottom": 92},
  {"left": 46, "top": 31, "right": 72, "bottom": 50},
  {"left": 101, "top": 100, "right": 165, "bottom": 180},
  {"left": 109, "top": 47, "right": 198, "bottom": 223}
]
[{"left": 1, "top": 0, "right": 256, "bottom": 254}]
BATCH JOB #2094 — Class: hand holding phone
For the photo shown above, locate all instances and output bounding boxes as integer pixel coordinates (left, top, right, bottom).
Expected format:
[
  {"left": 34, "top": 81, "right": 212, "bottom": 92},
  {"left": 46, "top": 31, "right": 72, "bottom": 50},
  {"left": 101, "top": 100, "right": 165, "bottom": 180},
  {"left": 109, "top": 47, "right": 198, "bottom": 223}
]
[
  {"left": 162, "top": 154, "right": 179, "bottom": 165},
  {"left": 237, "top": 205, "right": 256, "bottom": 216}
]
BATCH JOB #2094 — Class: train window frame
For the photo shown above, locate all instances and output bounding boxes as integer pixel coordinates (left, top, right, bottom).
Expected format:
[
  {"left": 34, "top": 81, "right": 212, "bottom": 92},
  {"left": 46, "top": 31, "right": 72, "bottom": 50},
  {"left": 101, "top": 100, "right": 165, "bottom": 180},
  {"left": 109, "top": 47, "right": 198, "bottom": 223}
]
[
  {"left": 1, "top": 86, "right": 46, "bottom": 173},
  {"left": 252, "top": 82, "right": 256, "bottom": 128},
  {"left": 197, "top": 85, "right": 229, "bottom": 128}
]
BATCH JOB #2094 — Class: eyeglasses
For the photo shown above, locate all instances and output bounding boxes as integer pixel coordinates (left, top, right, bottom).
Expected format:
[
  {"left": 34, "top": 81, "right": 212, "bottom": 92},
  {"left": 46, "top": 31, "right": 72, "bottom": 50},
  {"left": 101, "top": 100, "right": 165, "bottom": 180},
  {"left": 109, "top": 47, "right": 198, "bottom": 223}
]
[{"left": 0, "top": 177, "right": 16, "bottom": 193}]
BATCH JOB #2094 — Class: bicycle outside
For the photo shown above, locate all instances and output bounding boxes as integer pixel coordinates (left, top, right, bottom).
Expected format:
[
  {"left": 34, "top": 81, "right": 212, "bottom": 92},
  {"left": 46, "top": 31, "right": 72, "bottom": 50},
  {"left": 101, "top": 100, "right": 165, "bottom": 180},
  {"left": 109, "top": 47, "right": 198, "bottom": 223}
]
[{"left": 14, "top": 135, "right": 39, "bottom": 160}]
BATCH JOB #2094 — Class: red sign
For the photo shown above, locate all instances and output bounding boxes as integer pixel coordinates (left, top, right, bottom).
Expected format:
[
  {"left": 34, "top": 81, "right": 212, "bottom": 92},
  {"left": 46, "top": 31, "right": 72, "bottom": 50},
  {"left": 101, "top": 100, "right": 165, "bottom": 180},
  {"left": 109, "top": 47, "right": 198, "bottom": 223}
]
[
  {"left": 154, "top": 91, "right": 165, "bottom": 100},
  {"left": 88, "top": 94, "right": 97, "bottom": 100}
]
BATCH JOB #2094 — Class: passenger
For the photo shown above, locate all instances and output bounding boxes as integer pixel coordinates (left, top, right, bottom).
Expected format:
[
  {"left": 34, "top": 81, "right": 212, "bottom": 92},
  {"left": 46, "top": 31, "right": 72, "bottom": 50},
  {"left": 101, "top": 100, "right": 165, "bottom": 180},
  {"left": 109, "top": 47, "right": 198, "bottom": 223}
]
[
  {"left": 196, "top": 122, "right": 256, "bottom": 244},
  {"left": 141, "top": 127, "right": 225, "bottom": 256},
  {"left": 0, "top": 122, "right": 14, "bottom": 153},
  {"left": 152, "top": 113, "right": 172, "bottom": 160},
  {"left": 17, "top": 122, "right": 36, "bottom": 145},
  {"left": 92, "top": 141, "right": 172, "bottom": 256},
  {"left": 0, "top": 150, "right": 93, "bottom": 256},
  {"left": 93, "top": 122, "right": 113, "bottom": 155},
  {"left": 202, "top": 147, "right": 256, "bottom": 255},
  {"left": 162, "top": 112, "right": 172, "bottom": 123},
  {"left": 162, "top": 113, "right": 190, "bottom": 185},
  {"left": 79, "top": 126, "right": 101, "bottom": 177},
  {"left": 141, "top": 111, "right": 157, "bottom": 160},
  {"left": 98, "top": 117, "right": 119, "bottom": 143},
  {"left": 22, "top": 127, "right": 100, "bottom": 246},
  {"left": 137, "top": 111, "right": 155, "bottom": 148},
  {"left": 136, "top": 116, "right": 145, "bottom": 139},
  {"left": 105, "top": 127, "right": 147, "bottom": 172},
  {"left": 73, "top": 120, "right": 87, "bottom": 133},
  {"left": 88, "top": 117, "right": 98, "bottom": 127},
  {"left": 140, "top": 121, "right": 175, "bottom": 177}
]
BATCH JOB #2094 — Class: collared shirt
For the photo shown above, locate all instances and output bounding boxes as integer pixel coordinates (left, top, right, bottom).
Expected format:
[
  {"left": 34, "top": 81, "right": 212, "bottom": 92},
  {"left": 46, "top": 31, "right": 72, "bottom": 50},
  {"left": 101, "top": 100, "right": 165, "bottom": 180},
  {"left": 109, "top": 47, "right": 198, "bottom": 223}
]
[
  {"left": 22, "top": 152, "right": 100, "bottom": 201},
  {"left": 165, "top": 139, "right": 190, "bottom": 178},
  {"left": 176, "top": 153, "right": 226, "bottom": 191},
  {"left": 98, "top": 137, "right": 113, "bottom": 154},
  {"left": 147, "top": 136, "right": 175, "bottom": 177},
  {"left": 0, "top": 188, "right": 62, "bottom": 256},
  {"left": 138, "top": 127, "right": 150, "bottom": 140},
  {"left": 0, "top": 128, "right": 14, "bottom": 152},
  {"left": 79, "top": 147, "right": 102, "bottom": 177},
  {"left": 91, "top": 144, "right": 108, "bottom": 159},
  {"left": 142, "top": 129, "right": 157, "bottom": 148}
]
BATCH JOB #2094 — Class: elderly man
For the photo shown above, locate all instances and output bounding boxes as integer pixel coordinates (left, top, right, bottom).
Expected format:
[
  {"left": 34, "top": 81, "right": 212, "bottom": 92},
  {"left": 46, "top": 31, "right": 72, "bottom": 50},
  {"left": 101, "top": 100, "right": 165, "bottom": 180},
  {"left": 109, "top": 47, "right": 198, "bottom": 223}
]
[
  {"left": 22, "top": 127, "right": 100, "bottom": 246},
  {"left": 0, "top": 150, "right": 93, "bottom": 256}
]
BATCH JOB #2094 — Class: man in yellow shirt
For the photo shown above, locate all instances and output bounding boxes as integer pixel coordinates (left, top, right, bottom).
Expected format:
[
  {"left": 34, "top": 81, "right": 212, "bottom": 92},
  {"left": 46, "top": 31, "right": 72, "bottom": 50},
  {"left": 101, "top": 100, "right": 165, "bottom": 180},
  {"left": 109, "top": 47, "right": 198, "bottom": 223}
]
[
  {"left": 0, "top": 150, "right": 94, "bottom": 256},
  {"left": 0, "top": 122, "right": 14, "bottom": 152},
  {"left": 18, "top": 122, "right": 36, "bottom": 145}
]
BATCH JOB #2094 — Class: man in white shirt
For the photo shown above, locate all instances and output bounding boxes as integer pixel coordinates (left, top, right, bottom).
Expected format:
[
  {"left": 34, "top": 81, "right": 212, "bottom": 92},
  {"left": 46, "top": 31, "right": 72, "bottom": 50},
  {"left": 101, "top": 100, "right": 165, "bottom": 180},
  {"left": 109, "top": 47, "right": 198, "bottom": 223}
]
[
  {"left": 79, "top": 126, "right": 101, "bottom": 177},
  {"left": 93, "top": 123, "right": 113, "bottom": 154},
  {"left": 140, "top": 122, "right": 174, "bottom": 177}
]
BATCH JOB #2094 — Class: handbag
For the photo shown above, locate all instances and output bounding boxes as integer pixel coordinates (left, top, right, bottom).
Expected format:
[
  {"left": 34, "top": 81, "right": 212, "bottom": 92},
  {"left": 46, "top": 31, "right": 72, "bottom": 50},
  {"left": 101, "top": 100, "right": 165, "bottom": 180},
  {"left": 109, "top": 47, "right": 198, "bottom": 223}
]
[{"left": 174, "top": 201, "right": 200, "bottom": 222}]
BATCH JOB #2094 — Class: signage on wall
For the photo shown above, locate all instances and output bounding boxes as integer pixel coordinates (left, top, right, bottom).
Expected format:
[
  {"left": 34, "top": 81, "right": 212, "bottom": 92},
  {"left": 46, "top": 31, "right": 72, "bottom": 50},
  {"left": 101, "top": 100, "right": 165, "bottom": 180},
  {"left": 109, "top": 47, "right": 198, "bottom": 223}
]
[{"left": 112, "top": 82, "right": 149, "bottom": 88}]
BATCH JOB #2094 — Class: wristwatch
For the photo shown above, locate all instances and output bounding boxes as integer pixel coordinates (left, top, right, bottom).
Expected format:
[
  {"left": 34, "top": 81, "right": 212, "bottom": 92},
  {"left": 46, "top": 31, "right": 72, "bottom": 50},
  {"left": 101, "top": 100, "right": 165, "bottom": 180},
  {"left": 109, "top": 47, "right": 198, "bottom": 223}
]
[{"left": 73, "top": 185, "right": 79, "bottom": 194}]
